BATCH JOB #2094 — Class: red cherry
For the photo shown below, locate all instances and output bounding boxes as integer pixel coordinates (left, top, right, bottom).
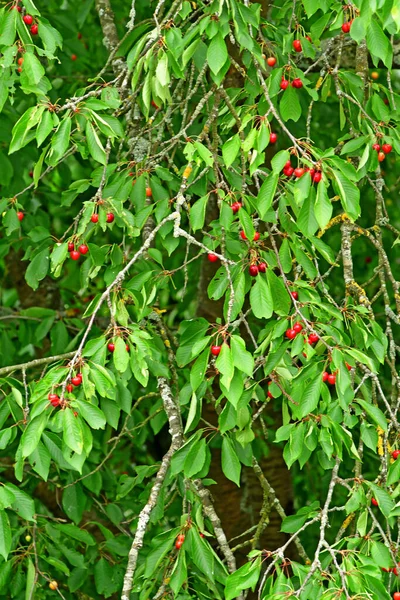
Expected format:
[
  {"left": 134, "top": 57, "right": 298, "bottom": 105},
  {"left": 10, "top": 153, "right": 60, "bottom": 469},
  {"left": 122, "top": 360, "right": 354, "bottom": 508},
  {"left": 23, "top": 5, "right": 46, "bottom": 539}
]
[
  {"left": 378, "top": 151, "right": 386, "bottom": 162},
  {"left": 177, "top": 534, "right": 185, "bottom": 543},
  {"left": 313, "top": 171, "right": 322, "bottom": 183},
  {"left": 285, "top": 328, "right": 297, "bottom": 340},
  {"left": 67, "top": 242, "right": 74, "bottom": 252},
  {"left": 327, "top": 373, "right": 336, "bottom": 385},
  {"left": 392, "top": 450, "right": 400, "bottom": 460},
  {"left": 292, "top": 40, "right": 302, "bottom": 53},
  {"left": 231, "top": 202, "right": 242, "bottom": 213},
  {"left": 15, "top": 5, "right": 22, "bottom": 11},
  {"left": 294, "top": 167, "right": 305, "bottom": 178},
  {"left": 71, "top": 376, "right": 81, "bottom": 386},
  {"left": 211, "top": 345, "right": 221, "bottom": 356},
  {"left": 23, "top": 14, "right": 33, "bottom": 24},
  {"left": 106, "top": 212, "right": 114, "bottom": 223},
  {"left": 392, "top": 567, "right": 398, "bottom": 576},
  {"left": 17, "top": 67, "right": 22, "bottom": 73},
  {"left": 291, "top": 291, "right": 298, "bottom": 300},
  {"left": 17, "top": 211, "right": 24, "bottom": 221},
  {"left": 66, "top": 384, "right": 74, "bottom": 393},
  {"left": 70, "top": 250, "right": 81, "bottom": 260},
  {"left": 292, "top": 78, "right": 303, "bottom": 89},
  {"left": 283, "top": 166, "right": 294, "bottom": 176},
  {"left": 382, "top": 144, "right": 392, "bottom": 154},
  {"left": 253, "top": 231, "right": 260, "bottom": 241},
  {"left": 322, "top": 372, "right": 329, "bottom": 382},
  {"left": 151, "top": 100, "right": 159, "bottom": 109},
  {"left": 146, "top": 187, "right": 152, "bottom": 197},
  {"left": 199, "top": 532, "right": 205, "bottom": 538},
  {"left": 30, "top": 24, "right": 38, "bottom": 35},
  {"left": 393, "top": 592, "right": 400, "bottom": 600},
  {"left": 48, "top": 393, "right": 59, "bottom": 402},
  {"left": 17, "top": 57, "right": 24, "bottom": 66},
  {"left": 107, "top": 342, "right": 115, "bottom": 352},
  {"left": 208, "top": 253, "right": 218, "bottom": 263},
  {"left": 345, "top": 362, "right": 352, "bottom": 370},
  {"left": 240, "top": 230, "right": 247, "bottom": 240},
  {"left": 258, "top": 262, "right": 267, "bottom": 273},
  {"left": 372, "top": 143, "right": 380, "bottom": 151},
  {"left": 91, "top": 214, "right": 99, "bottom": 223},
  {"left": 267, "top": 390, "right": 274, "bottom": 399},
  {"left": 280, "top": 79, "right": 289, "bottom": 90},
  {"left": 71, "top": 54, "right": 77, "bottom": 61},
  {"left": 306, "top": 35, "right": 312, "bottom": 42},
  {"left": 78, "top": 32, "right": 82, "bottom": 39},
  {"left": 293, "top": 322, "right": 303, "bottom": 334},
  {"left": 249, "top": 264, "right": 259, "bottom": 277},
  {"left": 267, "top": 57, "right": 276, "bottom": 67},
  {"left": 341, "top": 22, "right": 351, "bottom": 33},
  {"left": 79, "top": 244, "right": 89, "bottom": 255},
  {"left": 126, "top": 344, "right": 130, "bottom": 352},
  {"left": 270, "top": 133, "right": 278, "bottom": 144},
  {"left": 284, "top": 161, "right": 292, "bottom": 169},
  {"left": 29, "top": 170, "right": 33, "bottom": 178},
  {"left": 371, "top": 497, "right": 378, "bottom": 506},
  {"left": 308, "top": 333, "right": 319, "bottom": 344}
]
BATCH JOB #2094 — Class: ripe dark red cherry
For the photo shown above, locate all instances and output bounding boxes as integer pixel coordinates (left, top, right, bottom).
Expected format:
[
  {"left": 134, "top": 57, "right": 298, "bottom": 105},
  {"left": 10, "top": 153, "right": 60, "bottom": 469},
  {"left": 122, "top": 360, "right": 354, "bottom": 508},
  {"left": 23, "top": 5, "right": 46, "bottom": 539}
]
[
  {"left": 341, "top": 22, "right": 351, "bottom": 33},
  {"left": 392, "top": 450, "right": 400, "bottom": 460},
  {"left": 378, "top": 151, "right": 386, "bottom": 162},
  {"left": 175, "top": 534, "right": 185, "bottom": 549},
  {"left": 71, "top": 54, "right": 77, "bottom": 61},
  {"left": 30, "top": 24, "right": 38, "bottom": 35},
  {"left": 79, "top": 244, "right": 89, "bottom": 255},
  {"left": 211, "top": 345, "right": 221, "bottom": 356},
  {"left": 393, "top": 593, "right": 400, "bottom": 600},
  {"left": 267, "top": 57, "right": 276, "bottom": 67},
  {"left": 107, "top": 342, "right": 115, "bottom": 352},
  {"left": 208, "top": 253, "right": 218, "bottom": 263},
  {"left": 66, "top": 384, "right": 74, "bottom": 393},
  {"left": 293, "top": 322, "right": 303, "bottom": 333},
  {"left": 267, "top": 390, "right": 274, "bottom": 399},
  {"left": 253, "top": 231, "right": 260, "bottom": 241},
  {"left": 146, "top": 187, "right": 152, "bottom": 197},
  {"left": 293, "top": 40, "right": 302, "bottom": 53},
  {"left": 371, "top": 497, "right": 378, "bottom": 506},
  {"left": 280, "top": 79, "right": 289, "bottom": 90},
  {"left": 91, "top": 214, "right": 99, "bottom": 223},
  {"left": 285, "top": 328, "right": 297, "bottom": 340},
  {"left": 270, "top": 132, "right": 278, "bottom": 144},
  {"left": 313, "top": 171, "right": 322, "bottom": 183},
  {"left": 48, "top": 393, "right": 59, "bottom": 402},
  {"left": 68, "top": 242, "right": 74, "bottom": 252},
  {"left": 291, "top": 291, "right": 298, "bottom": 300},
  {"left": 372, "top": 143, "right": 380, "bottom": 151},
  {"left": 249, "top": 264, "right": 259, "bottom": 277},
  {"left": 106, "top": 212, "right": 114, "bottom": 223},
  {"left": 327, "top": 373, "right": 336, "bottom": 385},
  {"left": 258, "top": 262, "right": 267, "bottom": 273},
  {"left": 70, "top": 250, "right": 81, "bottom": 260},
  {"left": 322, "top": 372, "right": 329, "bottom": 382},
  {"left": 292, "top": 78, "right": 303, "bottom": 89},
  {"left": 308, "top": 333, "right": 319, "bottom": 344},
  {"left": 71, "top": 376, "right": 81, "bottom": 386},
  {"left": 382, "top": 144, "right": 392, "bottom": 154},
  {"left": 17, "top": 57, "right": 23, "bottom": 66},
  {"left": 126, "top": 344, "right": 130, "bottom": 352},
  {"left": 23, "top": 14, "right": 33, "bottom": 24},
  {"left": 17, "top": 211, "right": 24, "bottom": 221},
  {"left": 294, "top": 167, "right": 305, "bottom": 178}
]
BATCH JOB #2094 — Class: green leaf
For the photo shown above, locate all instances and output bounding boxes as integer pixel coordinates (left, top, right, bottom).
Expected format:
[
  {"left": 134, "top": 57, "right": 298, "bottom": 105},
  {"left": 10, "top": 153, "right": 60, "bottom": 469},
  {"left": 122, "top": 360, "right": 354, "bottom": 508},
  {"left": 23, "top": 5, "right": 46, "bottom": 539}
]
[
  {"left": 189, "top": 195, "right": 208, "bottom": 232},
  {"left": 257, "top": 173, "right": 278, "bottom": 218},
  {"left": 356, "top": 399, "right": 387, "bottom": 432},
  {"left": 20, "top": 412, "right": 49, "bottom": 458},
  {"left": 221, "top": 437, "right": 241, "bottom": 486},
  {"left": 280, "top": 85, "right": 302, "bottom": 122},
  {"left": 271, "top": 150, "right": 290, "bottom": 174},
  {"left": 62, "top": 483, "right": 86, "bottom": 524},
  {"left": 0, "top": 8, "right": 17, "bottom": 45},
  {"left": 366, "top": 20, "right": 392, "bottom": 68},
  {"left": 74, "top": 400, "right": 106, "bottom": 430},
  {"left": 215, "top": 344, "right": 234, "bottom": 390},
  {"left": 29, "top": 441, "right": 51, "bottom": 481},
  {"left": 298, "top": 373, "right": 322, "bottom": 418},
  {"left": 25, "top": 558, "right": 35, "bottom": 600},
  {"left": 207, "top": 33, "right": 228, "bottom": 74},
  {"left": 365, "top": 482, "right": 394, "bottom": 517},
  {"left": 331, "top": 170, "right": 360, "bottom": 220},
  {"left": 23, "top": 52, "right": 45, "bottom": 84},
  {"left": 0, "top": 512, "right": 11, "bottom": 561},
  {"left": 9, "top": 106, "right": 44, "bottom": 154},
  {"left": 230, "top": 336, "right": 254, "bottom": 377},
  {"left": 194, "top": 141, "right": 213, "bottom": 166},
  {"left": 25, "top": 248, "right": 50, "bottom": 291},
  {"left": 63, "top": 409, "right": 84, "bottom": 454},
  {"left": 6, "top": 483, "right": 35, "bottom": 521},
  {"left": 222, "top": 135, "right": 241, "bottom": 167},
  {"left": 113, "top": 337, "right": 130, "bottom": 373},
  {"left": 250, "top": 276, "right": 273, "bottom": 319},
  {"left": 314, "top": 182, "right": 332, "bottom": 230},
  {"left": 86, "top": 121, "right": 106, "bottom": 165},
  {"left": 54, "top": 523, "right": 96, "bottom": 546},
  {"left": 48, "top": 117, "right": 71, "bottom": 166}
]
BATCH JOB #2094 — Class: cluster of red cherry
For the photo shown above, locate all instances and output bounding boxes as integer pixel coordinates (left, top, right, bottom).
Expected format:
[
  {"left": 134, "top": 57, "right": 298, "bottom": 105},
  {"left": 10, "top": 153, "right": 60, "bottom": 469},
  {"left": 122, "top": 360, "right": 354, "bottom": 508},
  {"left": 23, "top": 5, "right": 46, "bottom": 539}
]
[
  {"left": 282, "top": 161, "right": 322, "bottom": 182},
  {"left": 372, "top": 142, "right": 392, "bottom": 163},
  {"left": 20, "top": 12, "right": 39, "bottom": 35},
  {"left": 107, "top": 341, "right": 130, "bottom": 352},
  {"left": 48, "top": 372, "right": 82, "bottom": 406},
  {"left": 280, "top": 77, "right": 303, "bottom": 90},
  {"left": 68, "top": 242, "right": 89, "bottom": 261}
]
